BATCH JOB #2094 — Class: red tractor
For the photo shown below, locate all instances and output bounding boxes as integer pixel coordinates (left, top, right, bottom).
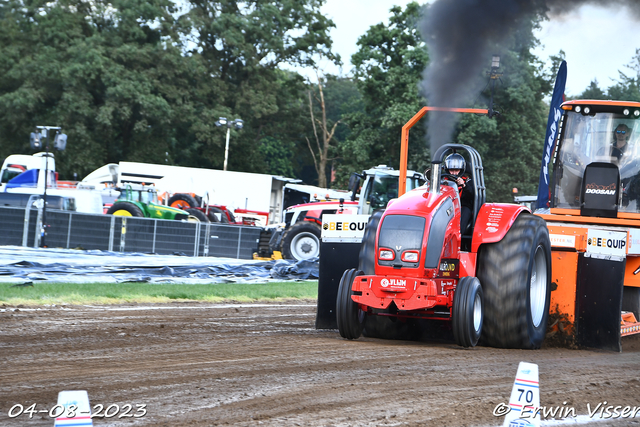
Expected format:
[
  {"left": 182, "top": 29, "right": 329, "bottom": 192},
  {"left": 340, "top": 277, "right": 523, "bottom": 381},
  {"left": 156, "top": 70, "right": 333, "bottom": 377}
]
[{"left": 336, "top": 142, "right": 552, "bottom": 348}]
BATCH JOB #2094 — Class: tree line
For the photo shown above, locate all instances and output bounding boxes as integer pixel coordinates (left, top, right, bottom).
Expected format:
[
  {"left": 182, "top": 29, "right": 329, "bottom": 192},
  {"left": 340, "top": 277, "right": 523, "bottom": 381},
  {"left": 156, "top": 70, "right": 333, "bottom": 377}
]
[{"left": 1, "top": 1, "right": 639, "bottom": 202}]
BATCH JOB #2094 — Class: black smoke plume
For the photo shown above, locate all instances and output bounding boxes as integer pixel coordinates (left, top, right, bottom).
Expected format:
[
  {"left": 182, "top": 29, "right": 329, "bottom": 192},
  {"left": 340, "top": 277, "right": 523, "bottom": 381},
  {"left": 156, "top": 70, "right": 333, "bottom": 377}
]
[{"left": 419, "top": 0, "right": 640, "bottom": 155}]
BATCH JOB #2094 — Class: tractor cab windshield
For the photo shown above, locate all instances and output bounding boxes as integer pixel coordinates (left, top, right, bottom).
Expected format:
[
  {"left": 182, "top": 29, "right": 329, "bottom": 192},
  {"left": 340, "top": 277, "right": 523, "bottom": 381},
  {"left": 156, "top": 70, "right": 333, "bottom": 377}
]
[
  {"left": 553, "top": 109, "right": 640, "bottom": 212},
  {"left": 122, "top": 185, "right": 159, "bottom": 205},
  {"left": 140, "top": 189, "right": 159, "bottom": 205},
  {"left": 361, "top": 171, "right": 423, "bottom": 215}
]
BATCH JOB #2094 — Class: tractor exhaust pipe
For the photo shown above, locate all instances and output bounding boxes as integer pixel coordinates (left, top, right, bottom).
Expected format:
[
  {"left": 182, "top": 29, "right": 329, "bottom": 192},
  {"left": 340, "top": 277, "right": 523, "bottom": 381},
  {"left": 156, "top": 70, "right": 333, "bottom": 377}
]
[{"left": 430, "top": 161, "right": 442, "bottom": 195}]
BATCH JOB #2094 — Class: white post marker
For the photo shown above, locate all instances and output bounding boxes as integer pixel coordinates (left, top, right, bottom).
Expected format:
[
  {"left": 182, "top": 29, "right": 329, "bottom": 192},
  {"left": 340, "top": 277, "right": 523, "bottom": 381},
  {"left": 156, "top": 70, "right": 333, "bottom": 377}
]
[
  {"left": 53, "top": 390, "right": 92, "bottom": 427},
  {"left": 503, "top": 362, "right": 540, "bottom": 427}
]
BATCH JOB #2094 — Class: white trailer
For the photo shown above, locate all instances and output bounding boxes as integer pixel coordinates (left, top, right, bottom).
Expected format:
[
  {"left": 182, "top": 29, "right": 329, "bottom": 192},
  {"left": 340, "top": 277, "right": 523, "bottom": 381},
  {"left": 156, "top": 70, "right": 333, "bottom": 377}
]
[{"left": 98, "top": 161, "right": 300, "bottom": 225}]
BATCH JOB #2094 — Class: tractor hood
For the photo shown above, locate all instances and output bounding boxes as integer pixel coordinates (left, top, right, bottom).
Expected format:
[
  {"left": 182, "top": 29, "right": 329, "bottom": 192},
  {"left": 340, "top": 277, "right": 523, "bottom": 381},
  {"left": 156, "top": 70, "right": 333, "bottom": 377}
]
[{"left": 378, "top": 184, "right": 459, "bottom": 273}]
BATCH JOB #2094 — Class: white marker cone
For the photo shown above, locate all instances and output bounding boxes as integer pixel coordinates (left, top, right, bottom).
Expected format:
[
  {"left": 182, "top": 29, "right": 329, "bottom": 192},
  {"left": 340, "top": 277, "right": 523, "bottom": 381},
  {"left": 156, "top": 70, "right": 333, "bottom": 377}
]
[
  {"left": 53, "top": 390, "right": 92, "bottom": 427},
  {"left": 503, "top": 362, "right": 540, "bottom": 427}
]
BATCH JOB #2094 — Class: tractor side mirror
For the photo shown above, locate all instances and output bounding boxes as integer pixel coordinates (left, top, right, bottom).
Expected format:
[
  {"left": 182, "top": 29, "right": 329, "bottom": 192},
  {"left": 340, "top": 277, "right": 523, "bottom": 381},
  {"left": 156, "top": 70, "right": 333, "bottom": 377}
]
[
  {"left": 348, "top": 173, "right": 363, "bottom": 201},
  {"left": 347, "top": 173, "right": 360, "bottom": 192},
  {"left": 30, "top": 132, "right": 42, "bottom": 149}
]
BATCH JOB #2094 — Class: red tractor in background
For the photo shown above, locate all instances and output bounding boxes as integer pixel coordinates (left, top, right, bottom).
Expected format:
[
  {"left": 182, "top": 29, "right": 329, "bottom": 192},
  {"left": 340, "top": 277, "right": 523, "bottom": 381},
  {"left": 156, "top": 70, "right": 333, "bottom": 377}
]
[
  {"left": 277, "top": 166, "right": 424, "bottom": 261},
  {"left": 336, "top": 108, "right": 553, "bottom": 349},
  {"left": 165, "top": 192, "right": 268, "bottom": 226}
]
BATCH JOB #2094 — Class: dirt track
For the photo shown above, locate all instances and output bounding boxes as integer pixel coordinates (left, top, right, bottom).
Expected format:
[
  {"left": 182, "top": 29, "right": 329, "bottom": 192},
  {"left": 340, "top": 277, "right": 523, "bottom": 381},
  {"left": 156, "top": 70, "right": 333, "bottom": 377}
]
[{"left": 1, "top": 301, "right": 640, "bottom": 427}]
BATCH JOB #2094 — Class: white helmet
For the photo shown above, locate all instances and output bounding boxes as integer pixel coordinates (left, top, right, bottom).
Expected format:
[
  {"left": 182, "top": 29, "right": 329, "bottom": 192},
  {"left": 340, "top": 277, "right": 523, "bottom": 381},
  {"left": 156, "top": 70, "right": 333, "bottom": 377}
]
[{"left": 445, "top": 153, "right": 465, "bottom": 171}]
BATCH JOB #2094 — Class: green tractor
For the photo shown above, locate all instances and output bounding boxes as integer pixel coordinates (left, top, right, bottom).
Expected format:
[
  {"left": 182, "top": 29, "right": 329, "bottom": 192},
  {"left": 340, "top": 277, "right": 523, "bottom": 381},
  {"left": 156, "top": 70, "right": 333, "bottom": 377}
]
[{"left": 106, "top": 184, "right": 191, "bottom": 221}]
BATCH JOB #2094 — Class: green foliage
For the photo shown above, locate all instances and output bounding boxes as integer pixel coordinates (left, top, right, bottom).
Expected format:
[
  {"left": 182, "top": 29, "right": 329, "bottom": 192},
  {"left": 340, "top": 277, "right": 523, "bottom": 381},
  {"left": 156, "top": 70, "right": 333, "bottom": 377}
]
[
  {"left": 335, "top": 2, "right": 429, "bottom": 186},
  {"left": 455, "top": 17, "right": 551, "bottom": 202},
  {"left": 606, "top": 49, "right": 640, "bottom": 103},
  {"left": 4, "top": 0, "right": 633, "bottom": 200},
  {"left": 578, "top": 80, "right": 608, "bottom": 100},
  {"left": 180, "top": 0, "right": 338, "bottom": 175},
  {"left": 0, "top": 281, "right": 319, "bottom": 305},
  {"left": 0, "top": 0, "right": 337, "bottom": 181},
  {"left": 577, "top": 49, "right": 640, "bottom": 103},
  {"left": 337, "top": 2, "right": 551, "bottom": 201}
]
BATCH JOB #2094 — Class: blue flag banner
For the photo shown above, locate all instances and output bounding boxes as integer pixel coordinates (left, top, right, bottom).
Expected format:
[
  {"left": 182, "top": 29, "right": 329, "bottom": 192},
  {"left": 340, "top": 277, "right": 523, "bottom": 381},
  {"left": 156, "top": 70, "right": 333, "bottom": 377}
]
[{"left": 536, "top": 60, "right": 567, "bottom": 210}]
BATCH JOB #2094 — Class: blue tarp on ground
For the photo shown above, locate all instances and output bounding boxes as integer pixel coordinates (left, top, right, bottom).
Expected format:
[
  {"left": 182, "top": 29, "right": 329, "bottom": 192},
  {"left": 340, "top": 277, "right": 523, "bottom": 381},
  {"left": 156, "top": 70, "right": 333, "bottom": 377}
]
[{"left": 0, "top": 246, "right": 318, "bottom": 284}]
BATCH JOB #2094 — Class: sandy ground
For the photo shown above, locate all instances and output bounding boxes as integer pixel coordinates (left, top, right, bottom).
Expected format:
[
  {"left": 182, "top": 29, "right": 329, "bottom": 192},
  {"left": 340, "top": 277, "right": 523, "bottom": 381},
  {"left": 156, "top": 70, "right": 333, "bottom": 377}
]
[{"left": 1, "top": 301, "right": 640, "bottom": 427}]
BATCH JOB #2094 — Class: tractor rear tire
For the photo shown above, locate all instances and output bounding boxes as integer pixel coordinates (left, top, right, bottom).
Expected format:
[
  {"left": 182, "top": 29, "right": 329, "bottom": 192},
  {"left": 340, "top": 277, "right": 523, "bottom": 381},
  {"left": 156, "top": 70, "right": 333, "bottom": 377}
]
[
  {"left": 186, "top": 208, "right": 209, "bottom": 222},
  {"left": 452, "top": 276, "right": 484, "bottom": 348},
  {"left": 336, "top": 268, "right": 365, "bottom": 339},
  {"left": 168, "top": 194, "right": 197, "bottom": 209},
  {"left": 207, "top": 207, "right": 229, "bottom": 223},
  {"left": 477, "top": 213, "right": 551, "bottom": 349},
  {"left": 622, "top": 286, "right": 640, "bottom": 320},
  {"left": 107, "top": 202, "right": 144, "bottom": 217},
  {"left": 281, "top": 222, "right": 321, "bottom": 261}
]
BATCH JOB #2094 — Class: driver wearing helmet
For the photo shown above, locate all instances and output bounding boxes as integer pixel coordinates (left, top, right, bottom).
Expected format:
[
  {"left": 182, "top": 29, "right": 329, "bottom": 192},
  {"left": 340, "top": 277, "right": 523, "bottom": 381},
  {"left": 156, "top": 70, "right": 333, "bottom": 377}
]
[
  {"left": 612, "top": 123, "right": 631, "bottom": 161},
  {"left": 444, "top": 153, "right": 475, "bottom": 235}
]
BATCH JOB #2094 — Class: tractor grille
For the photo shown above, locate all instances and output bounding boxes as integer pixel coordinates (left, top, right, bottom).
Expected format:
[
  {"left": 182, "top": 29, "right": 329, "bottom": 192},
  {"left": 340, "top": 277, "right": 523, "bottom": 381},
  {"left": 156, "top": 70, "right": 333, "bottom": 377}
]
[{"left": 378, "top": 215, "right": 425, "bottom": 268}]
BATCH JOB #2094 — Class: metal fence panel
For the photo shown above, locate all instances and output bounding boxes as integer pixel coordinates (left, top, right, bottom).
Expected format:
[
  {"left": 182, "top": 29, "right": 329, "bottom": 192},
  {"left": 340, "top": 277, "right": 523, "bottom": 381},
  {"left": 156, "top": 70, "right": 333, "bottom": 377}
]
[
  {"left": 0, "top": 206, "right": 29, "bottom": 246},
  {"left": 0, "top": 206, "right": 261, "bottom": 259},
  {"left": 152, "top": 219, "right": 199, "bottom": 256},
  {"left": 67, "top": 213, "right": 114, "bottom": 251}
]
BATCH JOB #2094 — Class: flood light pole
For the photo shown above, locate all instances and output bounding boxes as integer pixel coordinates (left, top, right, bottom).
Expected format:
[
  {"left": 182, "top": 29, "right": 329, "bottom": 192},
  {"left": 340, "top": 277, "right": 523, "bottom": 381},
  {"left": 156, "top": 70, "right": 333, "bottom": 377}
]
[
  {"left": 29, "top": 126, "right": 67, "bottom": 248},
  {"left": 215, "top": 117, "right": 244, "bottom": 171},
  {"left": 487, "top": 55, "right": 503, "bottom": 118}
]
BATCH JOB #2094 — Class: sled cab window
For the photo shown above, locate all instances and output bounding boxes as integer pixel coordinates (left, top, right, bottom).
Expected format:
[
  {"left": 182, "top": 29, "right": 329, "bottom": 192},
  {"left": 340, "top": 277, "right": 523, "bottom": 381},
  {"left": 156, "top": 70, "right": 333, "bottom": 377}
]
[
  {"left": 362, "top": 173, "right": 423, "bottom": 214},
  {"left": 554, "top": 111, "right": 640, "bottom": 212}
]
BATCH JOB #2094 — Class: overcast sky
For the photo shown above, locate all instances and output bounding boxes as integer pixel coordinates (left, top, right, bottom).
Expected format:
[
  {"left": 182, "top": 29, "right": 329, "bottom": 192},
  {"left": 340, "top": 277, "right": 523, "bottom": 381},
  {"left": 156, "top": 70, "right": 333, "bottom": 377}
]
[{"left": 316, "top": 0, "right": 640, "bottom": 97}]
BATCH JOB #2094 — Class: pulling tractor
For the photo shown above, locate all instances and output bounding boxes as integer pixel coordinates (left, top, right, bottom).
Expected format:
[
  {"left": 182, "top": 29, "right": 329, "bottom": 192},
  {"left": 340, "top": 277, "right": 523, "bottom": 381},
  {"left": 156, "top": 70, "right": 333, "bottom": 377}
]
[
  {"left": 336, "top": 102, "right": 640, "bottom": 350},
  {"left": 336, "top": 107, "right": 553, "bottom": 349}
]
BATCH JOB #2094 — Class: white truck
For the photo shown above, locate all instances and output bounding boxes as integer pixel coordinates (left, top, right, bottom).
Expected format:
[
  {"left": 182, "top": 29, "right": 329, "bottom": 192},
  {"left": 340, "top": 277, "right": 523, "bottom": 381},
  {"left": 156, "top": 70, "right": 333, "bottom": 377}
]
[
  {"left": 0, "top": 153, "right": 103, "bottom": 214},
  {"left": 274, "top": 165, "right": 425, "bottom": 260}
]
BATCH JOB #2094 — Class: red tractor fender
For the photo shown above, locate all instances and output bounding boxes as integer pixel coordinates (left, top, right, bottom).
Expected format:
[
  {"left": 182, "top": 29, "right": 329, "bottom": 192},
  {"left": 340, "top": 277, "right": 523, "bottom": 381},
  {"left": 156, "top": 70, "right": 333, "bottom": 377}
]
[{"left": 471, "top": 203, "right": 530, "bottom": 253}]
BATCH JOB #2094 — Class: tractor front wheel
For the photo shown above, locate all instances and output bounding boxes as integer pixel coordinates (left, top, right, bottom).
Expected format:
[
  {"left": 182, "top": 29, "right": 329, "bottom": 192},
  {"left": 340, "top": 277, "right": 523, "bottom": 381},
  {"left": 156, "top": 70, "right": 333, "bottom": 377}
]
[
  {"left": 186, "top": 208, "right": 209, "bottom": 222},
  {"left": 168, "top": 194, "right": 197, "bottom": 209},
  {"left": 477, "top": 213, "right": 551, "bottom": 349},
  {"left": 207, "top": 207, "right": 229, "bottom": 223},
  {"left": 357, "top": 210, "right": 416, "bottom": 340},
  {"left": 107, "top": 202, "right": 144, "bottom": 217},
  {"left": 337, "top": 268, "right": 365, "bottom": 339},
  {"left": 281, "top": 222, "right": 321, "bottom": 261},
  {"left": 358, "top": 210, "right": 384, "bottom": 274},
  {"left": 452, "top": 276, "right": 483, "bottom": 348}
]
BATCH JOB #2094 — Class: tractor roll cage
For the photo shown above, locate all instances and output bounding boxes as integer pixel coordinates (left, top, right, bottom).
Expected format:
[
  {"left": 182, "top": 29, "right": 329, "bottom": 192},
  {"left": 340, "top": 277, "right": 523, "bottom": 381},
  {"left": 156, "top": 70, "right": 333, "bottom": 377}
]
[
  {"left": 398, "top": 106, "right": 489, "bottom": 230},
  {"left": 399, "top": 106, "right": 489, "bottom": 196}
]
